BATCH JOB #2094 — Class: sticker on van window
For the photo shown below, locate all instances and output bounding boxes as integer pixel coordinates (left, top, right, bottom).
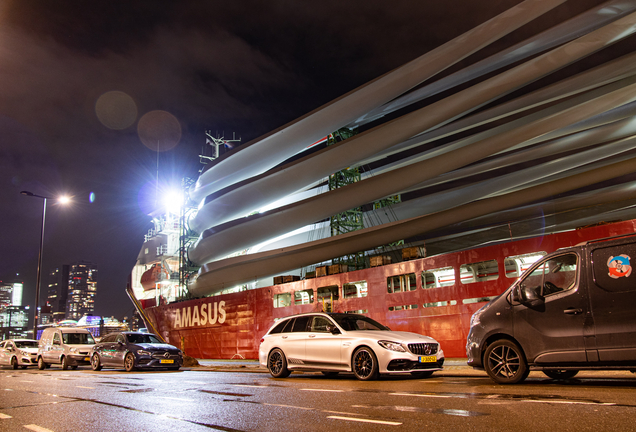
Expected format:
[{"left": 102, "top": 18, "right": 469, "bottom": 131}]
[{"left": 607, "top": 255, "right": 632, "bottom": 279}]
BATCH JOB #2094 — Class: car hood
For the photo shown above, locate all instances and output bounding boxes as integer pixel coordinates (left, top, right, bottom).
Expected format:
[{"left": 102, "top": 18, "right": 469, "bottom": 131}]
[
  {"left": 19, "top": 347, "right": 38, "bottom": 354},
  {"left": 343, "top": 330, "right": 438, "bottom": 343},
  {"left": 136, "top": 343, "right": 179, "bottom": 351}
]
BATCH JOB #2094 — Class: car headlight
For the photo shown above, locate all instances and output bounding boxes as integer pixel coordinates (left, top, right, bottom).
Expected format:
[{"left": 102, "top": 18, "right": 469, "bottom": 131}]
[
  {"left": 378, "top": 340, "right": 406, "bottom": 352},
  {"left": 70, "top": 347, "right": 78, "bottom": 353},
  {"left": 137, "top": 350, "right": 152, "bottom": 356}
]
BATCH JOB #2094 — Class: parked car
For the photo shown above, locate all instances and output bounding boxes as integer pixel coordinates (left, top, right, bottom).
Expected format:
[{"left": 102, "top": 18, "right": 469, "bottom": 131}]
[
  {"left": 90, "top": 331, "right": 183, "bottom": 372},
  {"left": 0, "top": 339, "right": 39, "bottom": 369},
  {"left": 259, "top": 312, "right": 444, "bottom": 380},
  {"left": 467, "top": 233, "right": 636, "bottom": 384},
  {"left": 38, "top": 327, "right": 95, "bottom": 370}
]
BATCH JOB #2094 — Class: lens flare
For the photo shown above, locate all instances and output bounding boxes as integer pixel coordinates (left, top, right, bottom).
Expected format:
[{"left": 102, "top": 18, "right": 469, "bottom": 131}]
[
  {"left": 137, "top": 110, "right": 181, "bottom": 152},
  {"left": 95, "top": 91, "right": 138, "bottom": 130}
]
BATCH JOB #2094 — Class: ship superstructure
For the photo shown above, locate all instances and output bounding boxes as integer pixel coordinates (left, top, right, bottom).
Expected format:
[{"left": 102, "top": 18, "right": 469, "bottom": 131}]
[{"left": 129, "top": 1, "right": 636, "bottom": 358}]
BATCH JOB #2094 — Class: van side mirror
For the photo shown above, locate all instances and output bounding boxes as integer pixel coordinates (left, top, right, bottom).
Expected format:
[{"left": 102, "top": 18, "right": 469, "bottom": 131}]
[{"left": 515, "top": 283, "right": 545, "bottom": 307}]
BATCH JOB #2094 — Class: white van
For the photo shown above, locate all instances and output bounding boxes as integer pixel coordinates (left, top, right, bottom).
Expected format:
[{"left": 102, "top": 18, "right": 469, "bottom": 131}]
[{"left": 37, "top": 327, "right": 96, "bottom": 370}]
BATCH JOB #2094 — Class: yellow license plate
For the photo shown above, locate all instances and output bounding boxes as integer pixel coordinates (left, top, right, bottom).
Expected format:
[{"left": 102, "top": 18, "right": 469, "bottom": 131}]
[
  {"left": 84, "top": 357, "right": 90, "bottom": 362},
  {"left": 419, "top": 356, "right": 436, "bottom": 363},
  {"left": 160, "top": 359, "right": 174, "bottom": 364}
]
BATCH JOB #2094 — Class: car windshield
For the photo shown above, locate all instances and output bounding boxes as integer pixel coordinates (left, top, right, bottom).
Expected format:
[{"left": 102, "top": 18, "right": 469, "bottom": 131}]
[
  {"left": 126, "top": 334, "right": 161, "bottom": 344},
  {"left": 330, "top": 314, "right": 388, "bottom": 331},
  {"left": 62, "top": 333, "right": 95, "bottom": 345},
  {"left": 15, "top": 341, "right": 38, "bottom": 349}
]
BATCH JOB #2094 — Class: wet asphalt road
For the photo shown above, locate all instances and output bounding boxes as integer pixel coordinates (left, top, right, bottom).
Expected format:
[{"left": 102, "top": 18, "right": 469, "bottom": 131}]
[{"left": 1, "top": 365, "right": 636, "bottom": 431}]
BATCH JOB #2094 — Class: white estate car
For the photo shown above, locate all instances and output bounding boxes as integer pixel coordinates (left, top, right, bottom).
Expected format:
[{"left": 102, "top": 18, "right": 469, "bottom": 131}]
[
  {"left": 0, "top": 339, "right": 39, "bottom": 369},
  {"left": 259, "top": 312, "right": 444, "bottom": 380}
]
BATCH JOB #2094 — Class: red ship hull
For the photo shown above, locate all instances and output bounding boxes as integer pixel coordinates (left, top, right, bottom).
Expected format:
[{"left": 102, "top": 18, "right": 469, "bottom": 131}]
[{"left": 140, "top": 220, "right": 636, "bottom": 359}]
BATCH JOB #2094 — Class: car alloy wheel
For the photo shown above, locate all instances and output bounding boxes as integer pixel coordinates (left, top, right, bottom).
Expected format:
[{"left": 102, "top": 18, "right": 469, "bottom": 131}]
[
  {"left": 61, "top": 356, "right": 69, "bottom": 371},
  {"left": 38, "top": 357, "right": 46, "bottom": 370},
  {"left": 267, "top": 348, "right": 291, "bottom": 378},
  {"left": 352, "top": 347, "right": 379, "bottom": 381},
  {"left": 91, "top": 354, "right": 102, "bottom": 371},
  {"left": 124, "top": 353, "right": 136, "bottom": 372},
  {"left": 484, "top": 339, "right": 529, "bottom": 384}
]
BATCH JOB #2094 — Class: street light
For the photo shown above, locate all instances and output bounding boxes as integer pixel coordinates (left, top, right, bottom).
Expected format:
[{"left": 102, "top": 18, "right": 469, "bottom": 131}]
[{"left": 20, "top": 190, "right": 70, "bottom": 339}]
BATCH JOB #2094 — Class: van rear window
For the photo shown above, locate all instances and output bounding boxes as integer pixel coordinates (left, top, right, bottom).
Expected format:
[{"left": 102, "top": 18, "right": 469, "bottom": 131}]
[{"left": 592, "top": 242, "right": 636, "bottom": 292}]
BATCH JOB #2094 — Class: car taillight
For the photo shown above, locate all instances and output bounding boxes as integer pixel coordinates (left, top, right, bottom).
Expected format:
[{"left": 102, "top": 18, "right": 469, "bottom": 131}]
[{"left": 260, "top": 338, "right": 264, "bottom": 343}]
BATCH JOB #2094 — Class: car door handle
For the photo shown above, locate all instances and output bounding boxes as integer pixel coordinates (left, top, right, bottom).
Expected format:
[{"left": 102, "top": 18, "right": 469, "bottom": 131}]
[
  {"left": 282, "top": 335, "right": 288, "bottom": 339},
  {"left": 308, "top": 334, "right": 316, "bottom": 338},
  {"left": 564, "top": 308, "right": 582, "bottom": 315}
]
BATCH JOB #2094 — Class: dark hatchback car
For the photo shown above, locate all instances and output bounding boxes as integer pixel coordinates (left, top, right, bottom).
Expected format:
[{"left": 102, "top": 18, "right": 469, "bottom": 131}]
[{"left": 90, "top": 331, "right": 183, "bottom": 372}]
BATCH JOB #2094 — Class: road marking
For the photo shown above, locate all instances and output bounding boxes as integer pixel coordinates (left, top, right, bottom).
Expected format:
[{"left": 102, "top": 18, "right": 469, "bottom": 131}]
[
  {"left": 154, "top": 397, "right": 195, "bottom": 402},
  {"left": 520, "top": 399, "right": 617, "bottom": 406},
  {"left": 263, "top": 403, "right": 314, "bottom": 411},
  {"left": 232, "top": 385, "right": 267, "bottom": 388},
  {"left": 24, "top": 425, "right": 55, "bottom": 432},
  {"left": 300, "top": 388, "right": 344, "bottom": 393},
  {"left": 324, "top": 410, "right": 368, "bottom": 416},
  {"left": 327, "top": 416, "right": 402, "bottom": 425},
  {"left": 0, "top": 413, "right": 12, "bottom": 419},
  {"left": 75, "top": 386, "right": 95, "bottom": 389},
  {"left": 391, "top": 392, "right": 452, "bottom": 398}
]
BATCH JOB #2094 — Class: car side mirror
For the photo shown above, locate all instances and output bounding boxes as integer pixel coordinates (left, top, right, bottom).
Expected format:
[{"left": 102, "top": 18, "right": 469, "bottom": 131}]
[
  {"left": 53, "top": 340, "right": 60, "bottom": 345},
  {"left": 326, "top": 324, "right": 341, "bottom": 335}
]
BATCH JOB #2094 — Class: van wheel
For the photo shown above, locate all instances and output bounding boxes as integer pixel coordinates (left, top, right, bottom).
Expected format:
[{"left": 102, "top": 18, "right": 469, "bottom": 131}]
[
  {"left": 543, "top": 370, "right": 578, "bottom": 380},
  {"left": 352, "top": 347, "right": 379, "bottom": 381},
  {"left": 61, "top": 356, "right": 70, "bottom": 370},
  {"left": 484, "top": 339, "right": 529, "bottom": 384},
  {"left": 267, "top": 348, "right": 291, "bottom": 378},
  {"left": 11, "top": 357, "right": 18, "bottom": 370},
  {"left": 38, "top": 357, "right": 47, "bottom": 370}
]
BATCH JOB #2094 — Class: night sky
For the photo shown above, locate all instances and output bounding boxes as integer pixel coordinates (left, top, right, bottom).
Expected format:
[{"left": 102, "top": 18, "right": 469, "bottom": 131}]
[{"left": 0, "top": 0, "right": 611, "bottom": 320}]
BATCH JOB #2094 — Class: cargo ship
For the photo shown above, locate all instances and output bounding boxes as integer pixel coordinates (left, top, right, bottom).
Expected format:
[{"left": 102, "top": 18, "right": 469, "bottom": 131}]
[
  {"left": 129, "top": 219, "right": 636, "bottom": 359},
  {"left": 128, "top": 1, "right": 636, "bottom": 359}
]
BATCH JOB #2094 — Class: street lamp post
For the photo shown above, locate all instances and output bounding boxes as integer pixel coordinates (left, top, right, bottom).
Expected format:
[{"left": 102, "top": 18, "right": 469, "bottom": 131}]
[{"left": 21, "top": 191, "right": 69, "bottom": 339}]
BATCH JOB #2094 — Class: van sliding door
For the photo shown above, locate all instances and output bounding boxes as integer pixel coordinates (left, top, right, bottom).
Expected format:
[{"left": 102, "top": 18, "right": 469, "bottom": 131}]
[{"left": 589, "top": 240, "right": 636, "bottom": 362}]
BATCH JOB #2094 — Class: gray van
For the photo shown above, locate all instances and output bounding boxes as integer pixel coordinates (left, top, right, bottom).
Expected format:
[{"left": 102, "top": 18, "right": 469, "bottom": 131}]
[
  {"left": 37, "top": 327, "right": 96, "bottom": 370},
  {"left": 467, "top": 233, "right": 636, "bottom": 384}
]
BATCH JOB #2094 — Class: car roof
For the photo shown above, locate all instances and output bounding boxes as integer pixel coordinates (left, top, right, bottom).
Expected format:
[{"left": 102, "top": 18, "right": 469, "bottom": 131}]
[
  {"left": 5, "top": 339, "right": 38, "bottom": 342},
  {"left": 276, "top": 312, "right": 366, "bottom": 320}
]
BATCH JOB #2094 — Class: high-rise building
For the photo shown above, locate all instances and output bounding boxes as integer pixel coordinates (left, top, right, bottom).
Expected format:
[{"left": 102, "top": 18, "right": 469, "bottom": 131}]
[
  {"left": 66, "top": 261, "right": 98, "bottom": 320},
  {"left": 11, "top": 282, "right": 23, "bottom": 306},
  {"left": 47, "top": 265, "right": 69, "bottom": 321},
  {"left": 0, "top": 283, "right": 12, "bottom": 308},
  {"left": 0, "top": 280, "right": 29, "bottom": 338}
]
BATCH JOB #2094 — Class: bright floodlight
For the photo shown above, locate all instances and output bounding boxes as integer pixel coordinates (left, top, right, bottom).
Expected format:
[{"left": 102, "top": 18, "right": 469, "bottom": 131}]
[
  {"left": 163, "top": 189, "right": 183, "bottom": 215},
  {"left": 59, "top": 195, "right": 71, "bottom": 205}
]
